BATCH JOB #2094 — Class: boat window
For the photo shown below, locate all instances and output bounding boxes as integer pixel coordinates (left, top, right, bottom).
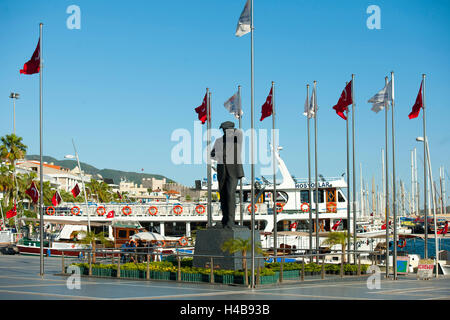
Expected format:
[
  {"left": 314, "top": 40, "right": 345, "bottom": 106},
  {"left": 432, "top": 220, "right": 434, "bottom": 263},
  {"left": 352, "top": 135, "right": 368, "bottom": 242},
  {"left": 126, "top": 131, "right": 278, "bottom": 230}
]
[
  {"left": 276, "top": 191, "right": 288, "bottom": 203},
  {"left": 313, "top": 190, "right": 324, "bottom": 203},
  {"left": 300, "top": 190, "right": 310, "bottom": 203},
  {"left": 118, "top": 230, "right": 127, "bottom": 239},
  {"left": 338, "top": 191, "right": 345, "bottom": 202},
  {"left": 129, "top": 230, "right": 135, "bottom": 237}
]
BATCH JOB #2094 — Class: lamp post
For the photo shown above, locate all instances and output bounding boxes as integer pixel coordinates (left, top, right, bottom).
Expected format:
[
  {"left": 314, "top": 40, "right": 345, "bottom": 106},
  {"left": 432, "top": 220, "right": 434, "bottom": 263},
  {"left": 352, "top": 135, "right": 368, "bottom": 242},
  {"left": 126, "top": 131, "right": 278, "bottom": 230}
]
[
  {"left": 416, "top": 136, "right": 439, "bottom": 276},
  {"left": 65, "top": 140, "right": 90, "bottom": 232},
  {"left": 9, "top": 92, "right": 20, "bottom": 135}
]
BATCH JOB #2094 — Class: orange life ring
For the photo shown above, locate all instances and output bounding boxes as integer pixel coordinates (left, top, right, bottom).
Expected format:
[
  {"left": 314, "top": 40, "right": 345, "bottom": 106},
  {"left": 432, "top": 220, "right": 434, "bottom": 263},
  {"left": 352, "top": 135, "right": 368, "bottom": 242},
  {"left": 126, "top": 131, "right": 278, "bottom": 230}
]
[
  {"left": 97, "top": 206, "right": 106, "bottom": 216},
  {"left": 148, "top": 206, "right": 158, "bottom": 216},
  {"left": 178, "top": 237, "right": 188, "bottom": 246},
  {"left": 247, "top": 204, "right": 258, "bottom": 213},
  {"left": 122, "top": 206, "right": 132, "bottom": 216},
  {"left": 195, "top": 205, "right": 206, "bottom": 215},
  {"left": 156, "top": 240, "right": 166, "bottom": 247},
  {"left": 326, "top": 202, "right": 337, "bottom": 213},
  {"left": 173, "top": 205, "right": 183, "bottom": 215},
  {"left": 276, "top": 202, "right": 285, "bottom": 213},
  {"left": 301, "top": 202, "right": 310, "bottom": 213},
  {"left": 46, "top": 206, "right": 55, "bottom": 216},
  {"left": 398, "top": 238, "right": 406, "bottom": 248},
  {"left": 71, "top": 206, "right": 80, "bottom": 216}
]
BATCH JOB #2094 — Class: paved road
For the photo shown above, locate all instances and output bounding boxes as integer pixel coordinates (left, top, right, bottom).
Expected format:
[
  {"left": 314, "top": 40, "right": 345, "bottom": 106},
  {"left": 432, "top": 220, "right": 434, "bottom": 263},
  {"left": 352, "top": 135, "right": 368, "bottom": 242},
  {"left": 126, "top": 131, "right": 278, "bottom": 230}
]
[{"left": 0, "top": 255, "right": 449, "bottom": 300}]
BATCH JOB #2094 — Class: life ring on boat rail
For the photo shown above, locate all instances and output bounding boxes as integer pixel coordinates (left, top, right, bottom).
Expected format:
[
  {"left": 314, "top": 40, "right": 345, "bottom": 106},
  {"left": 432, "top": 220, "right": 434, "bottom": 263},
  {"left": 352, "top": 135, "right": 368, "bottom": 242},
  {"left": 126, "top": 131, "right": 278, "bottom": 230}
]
[
  {"left": 300, "top": 202, "right": 310, "bottom": 213},
  {"left": 178, "top": 237, "right": 188, "bottom": 246},
  {"left": 122, "top": 206, "right": 132, "bottom": 216},
  {"left": 173, "top": 205, "right": 183, "bottom": 215},
  {"left": 398, "top": 238, "right": 406, "bottom": 248},
  {"left": 71, "top": 206, "right": 81, "bottom": 216},
  {"left": 247, "top": 204, "right": 258, "bottom": 213},
  {"left": 96, "top": 206, "right": 106, "bottom": 216},
  {"left": 156, "top": 240, "right": 166, "bottom": 247},
  {"left": 195, "top": 205, "right": 206, "bottom": 215},
  {"left": 46, "top": 206, "right": 55, "bottom": 215},
  {"left": 148, "top": 206, "right": 158, "bottom": 216},
  {"left": 326, "top": 202, "right": 337, "bottom": 213},
  {"left": 276, "top": 202, "right": 285, "bottom": 213}
]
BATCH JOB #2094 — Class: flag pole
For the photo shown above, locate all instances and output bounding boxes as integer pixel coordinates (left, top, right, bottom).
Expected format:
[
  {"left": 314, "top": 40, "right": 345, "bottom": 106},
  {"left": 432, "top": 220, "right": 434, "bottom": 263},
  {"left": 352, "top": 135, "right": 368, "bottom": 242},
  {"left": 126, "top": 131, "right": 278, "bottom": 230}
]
[
  {"left": 39, "top": 22, "right": 44, "bottom": 277},
  {"left": 313, "top": 80, "right": 319, "bottom": 263},
  {"left": 238, "top": 85, "right": 244, "bottom": 226},
  {"left": 345, "top": 81, "right": 351, "bottom": 264},
  {"left": 72, "top": 139, "right": 90, "bottom": 232},
  {"left": 351, "top": 74, "right": 356, "bottom": 264},
  {"left": 306, "top": 84, "right": 312, "bottom": 256},
  {"left": 271, "top": 81, "right": 277, "bottom": 259},
  {"left": 206, "top": 88, "right": 212, "bottom": 228},
  {"left": 391, "top": 71, "right": 398, "bottom": 279},
  {"left": 422, "top": 74, "right": 428, "bottom": 259},
  {"left": 384, "top": 76, "right": 390, "bottom": 278},
  {"left": 250, "top": 0, "right": 256, "bottom": 289}
]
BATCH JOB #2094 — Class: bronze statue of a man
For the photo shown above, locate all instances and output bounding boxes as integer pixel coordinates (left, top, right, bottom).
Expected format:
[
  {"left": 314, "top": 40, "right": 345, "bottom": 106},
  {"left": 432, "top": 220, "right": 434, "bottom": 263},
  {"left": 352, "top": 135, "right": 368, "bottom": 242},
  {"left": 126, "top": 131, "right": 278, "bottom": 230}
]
[{"left": 211, "top": 121, "right": 244, "bottom": 228}]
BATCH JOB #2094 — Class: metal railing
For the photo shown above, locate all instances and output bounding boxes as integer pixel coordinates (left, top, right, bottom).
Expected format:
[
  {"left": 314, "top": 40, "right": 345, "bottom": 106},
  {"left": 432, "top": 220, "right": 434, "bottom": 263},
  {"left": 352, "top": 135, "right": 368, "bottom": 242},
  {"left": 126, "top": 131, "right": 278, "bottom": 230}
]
[{"left": 59, "top": 246, "right": 383, "bottom": 287}]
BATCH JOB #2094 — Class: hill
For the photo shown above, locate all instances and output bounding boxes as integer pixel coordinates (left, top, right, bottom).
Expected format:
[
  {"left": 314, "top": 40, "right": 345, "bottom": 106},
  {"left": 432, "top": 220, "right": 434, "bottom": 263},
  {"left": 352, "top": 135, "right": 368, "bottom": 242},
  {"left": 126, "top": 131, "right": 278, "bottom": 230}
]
[{"left": 25, "top": 155, "right": 175, "bottom": 186}]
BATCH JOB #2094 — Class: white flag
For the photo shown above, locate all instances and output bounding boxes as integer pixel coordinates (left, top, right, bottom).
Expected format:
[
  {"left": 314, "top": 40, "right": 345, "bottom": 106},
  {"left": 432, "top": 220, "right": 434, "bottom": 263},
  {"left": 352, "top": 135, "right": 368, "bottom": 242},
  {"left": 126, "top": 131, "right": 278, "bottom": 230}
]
[
  {"left": 368, "top": 80, "right": 393, "bottom": 113},
  {"left": 224, "top": 91, "right": 243, "bottom": 119},
  {"left": 235, "top": 0, "right": 251, "bottom": 37},
  {"left": 304, "top": 85, "right": 318, "bottom": 118}
]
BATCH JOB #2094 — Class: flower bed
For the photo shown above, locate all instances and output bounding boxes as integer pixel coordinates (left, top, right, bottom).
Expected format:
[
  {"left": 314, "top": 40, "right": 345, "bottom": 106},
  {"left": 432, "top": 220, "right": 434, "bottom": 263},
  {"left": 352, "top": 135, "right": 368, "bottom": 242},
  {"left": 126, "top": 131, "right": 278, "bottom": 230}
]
[{"left": 67, "top": 259, "right": 369, "bottom": 285}]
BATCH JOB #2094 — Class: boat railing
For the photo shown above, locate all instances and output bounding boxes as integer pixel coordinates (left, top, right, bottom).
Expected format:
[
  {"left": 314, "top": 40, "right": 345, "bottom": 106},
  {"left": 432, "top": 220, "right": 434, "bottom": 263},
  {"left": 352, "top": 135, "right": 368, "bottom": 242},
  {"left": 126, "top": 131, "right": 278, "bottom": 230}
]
[{"left": 43, "top": 202, "right": 269, "bottom": 219}]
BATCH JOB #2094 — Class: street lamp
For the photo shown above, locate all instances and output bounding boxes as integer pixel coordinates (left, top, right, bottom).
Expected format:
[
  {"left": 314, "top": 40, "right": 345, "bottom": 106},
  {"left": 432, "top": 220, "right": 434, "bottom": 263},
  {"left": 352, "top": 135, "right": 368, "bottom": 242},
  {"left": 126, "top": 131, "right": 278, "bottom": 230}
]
[
  {"left": 416, "top": 136, "right": 439, "bottom": 277},
  {"left": 65, "top": 141, "right": 91, "bottom": 232},
  {"left": 9, "top": 92, "right": 20, "bottom": 135}
]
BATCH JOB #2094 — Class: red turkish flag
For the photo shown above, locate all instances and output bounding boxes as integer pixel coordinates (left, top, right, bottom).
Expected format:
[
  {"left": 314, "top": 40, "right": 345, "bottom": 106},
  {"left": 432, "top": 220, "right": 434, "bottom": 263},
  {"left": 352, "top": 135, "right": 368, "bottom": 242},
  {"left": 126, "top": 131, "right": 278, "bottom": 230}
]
[
  {"left": 195, "top": 93, "right": 208, "bottom": 124},
  {"left": 332, "top": 219, "right": 342, "bottom": 231},
  {"left": 71, "top": 184, "right": 81, "bottom": 198},
  {"left": 26, "top": 182, "right": 39, "bottom": 203},
  {"left": 20, "top": 39, "right": 40, "bottom": 75},
  {"left": 332, "top": 81, "right": 352, "bottom": 120},
  {"left": 408, "top": 81, "right": 423, "bottom": 119},
  {"left": 117, "top": 191, "right": 123, "bottom": 200},
  {"left": 438, "top": 221, "right": 448, "bottom": 235},
  {"left": 106, "top": 210, "right": 115, "bottom": 219},
  {"left": 6, "top": 202, "right": 17, "bottom": 219},
  {"left": 51, "top": 191, "right": 62, "bottom": 206},
  {"left": 260, "top": 87, "right": 273, "bottom": 121}
]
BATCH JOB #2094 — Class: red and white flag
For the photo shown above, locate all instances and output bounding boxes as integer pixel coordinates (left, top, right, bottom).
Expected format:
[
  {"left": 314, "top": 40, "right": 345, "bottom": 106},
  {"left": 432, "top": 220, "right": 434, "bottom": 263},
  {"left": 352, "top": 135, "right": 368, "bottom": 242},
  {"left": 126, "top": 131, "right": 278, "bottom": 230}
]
[
  {"left": 6, "top": 202, "right": 17, "bottom": 219},
  {"left": 408, "top": 81, "right": 423, "bottom": 119},
  {"left": 71, "top": 184, "right": 81, "bottom": 198},
  {"left": 51, "top": 191, "right": 62, "bottom": 206},
  {"left": 117, "top": 191, "right": 123, "bottom": 200},
  {"left": 106, "top": 210, "right": 115, "bottom": 219},
  {"left": 260, "top": 87, "right": 273, "bottom": 121},
  {"left": 20, "top": 39, "right": 40, "bottom": 75},
  {"left": 332, "top": 81, "right": 352, "bottom": 120},
  {"left": 26, "top": 182, "right": 39, "bottom": 203},
  {"left": 195, "top": 93, "right": 208, "bottom": 124},
  {"left": 332, "top": 219, "right": 343, "bottom": 231}
]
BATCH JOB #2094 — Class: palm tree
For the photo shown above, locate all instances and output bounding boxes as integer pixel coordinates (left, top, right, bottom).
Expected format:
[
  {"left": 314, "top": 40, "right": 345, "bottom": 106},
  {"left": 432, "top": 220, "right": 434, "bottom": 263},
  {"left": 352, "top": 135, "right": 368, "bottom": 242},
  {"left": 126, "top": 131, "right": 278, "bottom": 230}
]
[
  {"left": 221, "top": 237, "right": 263, "bottom": 286},
  {"left": 0, "top": 134, "right": 27, "bottom": 165},
  {"left": 77, "top": 230, "right": 113, "bottom": 263},
  {"left": 321, "top": 231, "right": 348, "bottom": 263}
]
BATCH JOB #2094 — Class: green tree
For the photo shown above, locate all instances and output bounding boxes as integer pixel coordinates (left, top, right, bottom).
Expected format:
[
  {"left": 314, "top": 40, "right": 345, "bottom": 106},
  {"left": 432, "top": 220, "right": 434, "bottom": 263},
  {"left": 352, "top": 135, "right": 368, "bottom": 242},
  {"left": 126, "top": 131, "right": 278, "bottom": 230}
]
[
  {"left": 86, "top": 179, "right": 112, "bottom": 203},
  {"left": 321, "top": 231, "right": 349, "bottom": 263},
  {"left": 221, "top": 238, "right": 263, "bottom": 286},
  {"left": 77, "top": 230, "right": 113, "bottom": 263}
]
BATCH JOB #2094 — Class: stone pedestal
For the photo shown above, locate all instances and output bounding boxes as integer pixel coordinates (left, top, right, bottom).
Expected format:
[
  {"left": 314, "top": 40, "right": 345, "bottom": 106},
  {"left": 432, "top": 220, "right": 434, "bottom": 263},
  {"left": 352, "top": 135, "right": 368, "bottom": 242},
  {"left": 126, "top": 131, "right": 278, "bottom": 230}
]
[{"left": 193, "top": 226, "right": 264, "bottom": 270}]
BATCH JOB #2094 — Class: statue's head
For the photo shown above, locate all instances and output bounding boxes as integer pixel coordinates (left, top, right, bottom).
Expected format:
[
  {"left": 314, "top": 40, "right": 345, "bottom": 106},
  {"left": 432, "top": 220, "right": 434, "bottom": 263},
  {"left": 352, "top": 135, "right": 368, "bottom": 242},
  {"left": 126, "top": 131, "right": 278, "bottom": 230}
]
[{"left": 219, "top": 121, "right": 235, "bottom": 132}]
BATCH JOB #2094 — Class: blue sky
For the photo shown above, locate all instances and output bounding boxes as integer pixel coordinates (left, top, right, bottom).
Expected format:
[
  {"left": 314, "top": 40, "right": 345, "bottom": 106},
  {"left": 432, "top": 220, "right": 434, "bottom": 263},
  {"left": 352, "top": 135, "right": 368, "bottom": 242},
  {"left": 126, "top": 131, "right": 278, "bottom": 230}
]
[{"left": 0, "top": 0, "right": 449, "bottom": 201}]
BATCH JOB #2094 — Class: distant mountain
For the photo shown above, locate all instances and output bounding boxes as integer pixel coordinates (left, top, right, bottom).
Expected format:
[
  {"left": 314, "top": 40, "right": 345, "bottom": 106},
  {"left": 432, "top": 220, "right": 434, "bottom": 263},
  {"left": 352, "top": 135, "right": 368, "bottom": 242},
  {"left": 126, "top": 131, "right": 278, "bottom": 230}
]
[{"left": 25, "top": 155, "right": 175, "bottom": 186}]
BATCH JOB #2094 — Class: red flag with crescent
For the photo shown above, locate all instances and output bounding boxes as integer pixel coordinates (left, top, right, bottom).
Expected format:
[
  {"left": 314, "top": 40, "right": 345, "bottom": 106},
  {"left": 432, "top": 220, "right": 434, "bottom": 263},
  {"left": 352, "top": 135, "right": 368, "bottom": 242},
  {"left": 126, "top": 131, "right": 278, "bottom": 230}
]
[
  {"left": 51, "top": 191, "right": 62, "bottom": 206},
  {"left": 71, "top": 184, "right": 81, "bottom": 198},
  {"left": 332, "top": 219, "right": 343, "bottom": 231},
  {"left": 332, "top": 81, "right": 352, "bottom": 120},
  {"left": 26, "top": 182, "right": 39, "bottom": 203},
  {"left": 260, "top": 87, "right": 273, "bottom": 121},
  {"left": 195, "top": 93, "right": 208, "bottom": 124},
  {"left": 6, "top": 201, "right": 17, "bottom": 219},
  {"left": 20, "top": 39, "right": 40, "bottom": 75},
  {"left": 408, "top": 81, "right": 423, "bottom": 119},
  {"left": 106, "top": 210, "right": 115, "bottom": 219}
]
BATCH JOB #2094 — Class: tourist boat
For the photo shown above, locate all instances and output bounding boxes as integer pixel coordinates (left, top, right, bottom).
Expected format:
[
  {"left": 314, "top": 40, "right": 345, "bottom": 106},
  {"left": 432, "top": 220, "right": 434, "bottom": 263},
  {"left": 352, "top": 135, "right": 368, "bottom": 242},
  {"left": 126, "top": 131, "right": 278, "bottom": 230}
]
[{"left": 29, "top": 146, "right": 381, "bottom": 255}]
